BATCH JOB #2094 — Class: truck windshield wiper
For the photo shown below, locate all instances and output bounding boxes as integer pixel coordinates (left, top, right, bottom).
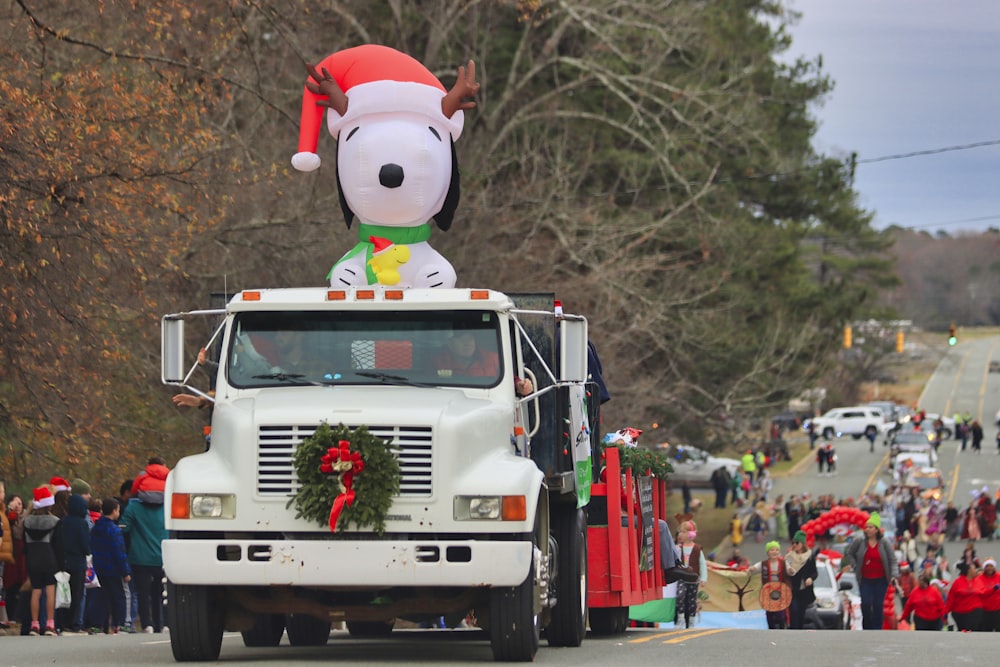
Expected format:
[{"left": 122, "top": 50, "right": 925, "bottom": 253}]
[
  {"left": 252, "top": 372, "right": 307, "bottom": 382},
  {"left": 355, "top": 371, "right": 432, "bottom": 388}
]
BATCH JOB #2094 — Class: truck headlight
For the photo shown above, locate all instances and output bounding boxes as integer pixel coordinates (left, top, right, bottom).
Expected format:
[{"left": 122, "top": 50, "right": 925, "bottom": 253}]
[
  {"left": 171, "top": 493, "right": 235, "bottom": 519},
  {"left": 454, "top": 495, "right": 527, "bottom": 521}
]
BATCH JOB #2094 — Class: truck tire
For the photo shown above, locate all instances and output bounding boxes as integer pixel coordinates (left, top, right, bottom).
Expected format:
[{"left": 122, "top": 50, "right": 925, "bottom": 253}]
[
  {"left": 587, "top": 606, "right": 629, "bottom": 635},
  {"left": 822, "top": 427, "right": 835, "bottom": 439},
  {"left": 241, "top": 613, "right": 285, "bottom": 647},
  {"left": 285, "top": 614, "right": 332, "bottom": 646},
  {"left": 167, "top": 583, "right": 224, "bottom": 661},
  {"left": 546, "top": 506, "right": 587, "bottom": 647},
  {"left": 346, "top": 619, "right": 394, "bottom": 637},
  {"left": 489, "top": 550, "right": 540, "bottom": 662}
]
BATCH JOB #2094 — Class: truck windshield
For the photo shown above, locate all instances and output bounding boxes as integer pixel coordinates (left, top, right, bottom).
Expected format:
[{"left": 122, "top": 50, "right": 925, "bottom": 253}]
[{"left": 227, "top": 310, "right": 503, "bottom": 389}]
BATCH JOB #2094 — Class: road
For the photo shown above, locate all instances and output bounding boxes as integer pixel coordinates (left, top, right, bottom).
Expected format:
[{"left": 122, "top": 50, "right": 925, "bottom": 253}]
[{"left": 2, "top": 624, "right": 1000, "bottom": 665}]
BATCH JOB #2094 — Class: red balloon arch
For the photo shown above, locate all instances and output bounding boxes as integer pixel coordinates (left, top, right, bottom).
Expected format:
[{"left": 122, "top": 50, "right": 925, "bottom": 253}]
[{"left": 799, "top": 505, "right": 870, "bottom": 547}]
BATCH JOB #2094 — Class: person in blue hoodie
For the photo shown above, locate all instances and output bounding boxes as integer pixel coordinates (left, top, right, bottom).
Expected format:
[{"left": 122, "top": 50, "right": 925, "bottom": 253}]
[
  {"left": 90, "top": 498, "right": 131, "bottom": 633},
  {"left": 58, "top": 493, "right": 91, "bottom": 634}
]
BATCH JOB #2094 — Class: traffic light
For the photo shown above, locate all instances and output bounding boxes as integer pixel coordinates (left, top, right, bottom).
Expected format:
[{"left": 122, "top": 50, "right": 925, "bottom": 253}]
[
  {"left": 896, "top": 330, "right": 905, "bottom": 353},
  {"left": 843, "top": 325, "right": 852, "bottom": 349},
  {"left": 948, "top": 323, "right": 957, "bottom": 346}
]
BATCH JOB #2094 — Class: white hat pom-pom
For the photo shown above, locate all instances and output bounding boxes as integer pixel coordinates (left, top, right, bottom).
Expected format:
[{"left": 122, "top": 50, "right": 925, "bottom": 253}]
[{"left": 291, "top": 152, "right": 321, "bottom": 172}]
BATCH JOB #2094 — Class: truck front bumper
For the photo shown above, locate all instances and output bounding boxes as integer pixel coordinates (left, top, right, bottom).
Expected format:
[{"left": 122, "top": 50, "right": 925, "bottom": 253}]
[{"left": 162, "top": 538, "right": 533, "bottom": 587}]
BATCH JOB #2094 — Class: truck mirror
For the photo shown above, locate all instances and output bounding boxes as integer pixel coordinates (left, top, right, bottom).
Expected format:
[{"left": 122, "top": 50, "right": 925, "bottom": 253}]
[
  {"left": 162, "top": 316, "right": 186, "bottom": 383},
  {"left": 559, "top": 318, "right": 588, "bottom": 382}
]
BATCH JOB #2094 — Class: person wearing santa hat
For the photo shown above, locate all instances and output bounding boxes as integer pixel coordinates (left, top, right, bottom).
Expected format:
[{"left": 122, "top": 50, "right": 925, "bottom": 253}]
[
  {"left": 49, "top": 477, "right": 71, "bottom": 493},
  {"left": 22, "top": 487, "right": 62, "bottom": 635},
  {"left": 976, "top": 558, "right": 1000, "bottom": 631}
]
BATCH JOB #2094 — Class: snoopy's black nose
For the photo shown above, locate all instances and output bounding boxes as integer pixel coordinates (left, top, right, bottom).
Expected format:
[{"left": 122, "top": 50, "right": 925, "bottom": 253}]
[{"left": 379, "top": 163, "right": 404, "bottom": 188}]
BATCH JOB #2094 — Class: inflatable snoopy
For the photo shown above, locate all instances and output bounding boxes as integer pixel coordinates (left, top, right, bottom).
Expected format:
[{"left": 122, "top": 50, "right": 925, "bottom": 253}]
[{"left": 291, "top": 45, "right": 479, "bottom": 288}]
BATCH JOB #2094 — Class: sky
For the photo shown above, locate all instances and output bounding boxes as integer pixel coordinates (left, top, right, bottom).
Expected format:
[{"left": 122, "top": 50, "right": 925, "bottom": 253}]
[{"left": 783, "top": 1, "right": 1000, "bottom": 234}]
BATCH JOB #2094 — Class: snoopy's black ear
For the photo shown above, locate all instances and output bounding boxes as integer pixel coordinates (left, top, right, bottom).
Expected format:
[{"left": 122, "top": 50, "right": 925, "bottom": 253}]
[
  {"left": 336, "top": 161, "right": 355, "bottom": 229},
  {"left": 433, "top": 141, "right": 460, "bottom": 232}
]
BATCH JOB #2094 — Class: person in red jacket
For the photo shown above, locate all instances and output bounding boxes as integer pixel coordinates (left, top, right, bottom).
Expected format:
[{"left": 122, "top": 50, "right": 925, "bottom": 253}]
[
  {"left": 899, "top": 572, "right": 946, "bottom": 631},
  {"left": 976, "top": 558, "right": 1000, "bottom": 631},
  {"left": 946, "top": 561, "right": 985, "bottom": 631}
]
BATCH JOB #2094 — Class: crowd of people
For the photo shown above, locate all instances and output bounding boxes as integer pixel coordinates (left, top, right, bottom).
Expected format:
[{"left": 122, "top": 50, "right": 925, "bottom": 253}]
[
  {"left": 723, "top": 479, "right": 1000, "bottom": 631},
  {"left": 0, "top": 457, "right": 168, "bottom": 636}
]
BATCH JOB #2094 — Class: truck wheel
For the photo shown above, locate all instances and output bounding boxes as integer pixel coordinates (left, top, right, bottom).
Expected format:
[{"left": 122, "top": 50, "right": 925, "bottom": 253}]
[
  {"left": 546, "top": 506, "right": 587, "bottom": 647},
  {"left": 489, "top": 550, "right": 540, "bottom": 661},
  {"left": 241, "top": 613, "right": 285, "bottom": 647},
  {"left": 587, "top": 606, "right": 629, "bottom": 635},
  {"left": 285, "top": 614, "right": 332, "bottom": 646},
  {"left": 346, "top": 619, "right": 394, "bottom": 637},
  {"left": 822, "top": 427, "right": 835, "bottom": 439},
  {"left": 167, "top": 583, "right": 224, "bottom": 661}
]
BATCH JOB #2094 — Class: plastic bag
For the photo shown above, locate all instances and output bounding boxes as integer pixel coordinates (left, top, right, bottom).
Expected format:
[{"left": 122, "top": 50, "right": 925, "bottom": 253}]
[
  {"left": 84, "top": 555, "right": 100, "bottom": 589},
  {"left": 55, "top": 571, "right": 72, "bottom": 609}
]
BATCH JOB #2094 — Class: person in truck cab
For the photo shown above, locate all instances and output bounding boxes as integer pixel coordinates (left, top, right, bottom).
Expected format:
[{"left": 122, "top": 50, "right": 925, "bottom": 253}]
[{"left": 433, "top": 331, "right": 532, "bottom": 395}]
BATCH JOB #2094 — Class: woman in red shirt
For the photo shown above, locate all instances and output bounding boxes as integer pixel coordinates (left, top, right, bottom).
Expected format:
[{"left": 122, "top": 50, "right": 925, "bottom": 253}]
[
  {"left": 946, "top": 561, "right": 985, "bottom": 631},
  {"left": 899, "top": 572, "right": 945, "bottom": 631},
  {"left": 976, "top": 558, "right": 1000, "bottom": 631},
  {"left": 842, "top": 512, "right": 898, "bottom": 630}
]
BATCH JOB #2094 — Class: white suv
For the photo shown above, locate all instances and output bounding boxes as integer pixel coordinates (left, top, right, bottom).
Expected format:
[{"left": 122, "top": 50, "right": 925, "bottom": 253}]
[{"left": 810, "top": 406, "right": 886, "bottom": 440}]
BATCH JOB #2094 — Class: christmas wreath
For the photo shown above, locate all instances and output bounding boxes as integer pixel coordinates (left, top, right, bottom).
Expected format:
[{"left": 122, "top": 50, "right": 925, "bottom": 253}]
[
  {"left": 287, "top": 423, "right": 401, "bottom": 535},
  {"left": 597, "top": 443, "right": 674, "bottom": 480}
]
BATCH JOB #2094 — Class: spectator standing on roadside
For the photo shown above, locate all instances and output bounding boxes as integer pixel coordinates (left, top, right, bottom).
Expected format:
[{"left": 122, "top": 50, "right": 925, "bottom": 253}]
[
  {"left": 899, "top": 572, "right": 946, "bottom": 630},
  {"left": 741, "top": 450, "right": 756, "bottom": 486},
  {"left": 3, "top": 492, "right": 27, "bottom": 629},
  {"left": 729, "top": 469, "right": 743, "bottom": 506},
  {"left": 710, "top": 467, "right": 730, "bottom": 509},
  {"left": 729, "top": 512, "right": 743, "bottom": 550},
  {"left": 807, "top": 420, "right": 818, "bottom": 450},
  {"left": 90, "top": 498, "right": 131, "bottom": 634},
  {"left": 0, "top": 481, "right": 13, "bottom": 630},
  {"left": 946, "top": 561, "right": 985, "bottom": 631},
  {"left": 121, "top": 456, "right": 169, "bottom": 633},
  {"left": 977, "top": 558, "right": 1000, "bottom": 631},
  {"left": 786, "top": 531, "right": 817, "bottom": 630},
  {"left": 23, "top": 486, "right": 62, "bottom": 636},
  {"left": 57, "top": 493, "right": 91, "bottom": 635},
  {"left": 842, "top": 512, "right": 898, "bottom": 630},
  {"left": 816, "top": 445, "right": 828, "bottom": 477}
]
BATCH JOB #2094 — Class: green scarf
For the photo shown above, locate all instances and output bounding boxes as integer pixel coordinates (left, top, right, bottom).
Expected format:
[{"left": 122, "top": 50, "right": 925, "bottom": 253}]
[{"left": 327, "top": 222, "right": 432, "bottom": 284}]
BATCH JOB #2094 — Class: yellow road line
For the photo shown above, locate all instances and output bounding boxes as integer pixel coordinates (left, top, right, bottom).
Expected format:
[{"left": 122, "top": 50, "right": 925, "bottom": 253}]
[
  {"left": 861, "top": 450, "right": 891, "bottom": 496},
  {"left": 662, "top": 628, "right": 731, "bottom": 643},
  {"left": 628, "top": 631, "right": 676, "bottom": 644},
  {"left": 948, "top": 464, "right": 959, "bottom": 504}
]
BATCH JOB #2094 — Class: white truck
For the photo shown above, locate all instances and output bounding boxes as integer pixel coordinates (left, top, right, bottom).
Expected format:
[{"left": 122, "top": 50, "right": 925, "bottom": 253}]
[{"left": 160, "top": 287, "right": 599, "bottom": 661}]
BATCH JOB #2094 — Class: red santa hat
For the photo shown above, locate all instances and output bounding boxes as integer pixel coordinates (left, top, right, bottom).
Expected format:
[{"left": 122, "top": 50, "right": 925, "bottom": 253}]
[
  {"left": 33, "top": 486, "right": 55, "bottom": 509},
  {"left": 292, "top": 44, "right": 465, "bottom": 172},
  {"left": 369, "top": 235, "right": 394, "bottom": 256},
  {"left": 50, "top": 476, "right": 71, "bottom": 492}
]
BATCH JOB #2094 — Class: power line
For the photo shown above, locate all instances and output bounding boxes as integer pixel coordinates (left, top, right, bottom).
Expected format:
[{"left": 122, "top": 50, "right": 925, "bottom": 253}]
[
  {"left": 857, "top": 139, "right": 1000, "bottom": 165},
  {"left": 892, "top": 213, "right": 1000, "bottom": 231}
]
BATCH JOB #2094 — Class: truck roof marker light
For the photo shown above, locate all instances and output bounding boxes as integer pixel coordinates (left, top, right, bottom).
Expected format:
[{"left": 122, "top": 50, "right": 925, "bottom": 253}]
[
  {"left": 384, "top": 289, "right": 404, "bottom": 300},
  {"left": 242, "top": 290, "right": 262, "bottom": 301},
  {"left": 327, "top": 290, "right": 347, "bottom": 301},
  {"left": 171, "top": 493, "right": 191, "bottom": 519},
  {"left": 501, "top": 495, "right": 527, "bottom": 521},
  {"left": 356, "top": 289, "right": 375, "bottom": 300},
  {"left": 470, "top": 290, "right": 489, "bottom": 300}
]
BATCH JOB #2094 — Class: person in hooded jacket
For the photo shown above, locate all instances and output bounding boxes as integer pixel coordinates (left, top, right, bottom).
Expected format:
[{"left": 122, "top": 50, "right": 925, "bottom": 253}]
[
  {"left": 121, "top": 457, "right": 169, "bottom": 633},
  {"left": 90, "top": 498, "right": 131, "bottom": 634},
  {"left": 23, "top": 486, "right": 63, "bottom": 636},
  {"left": 57, "top": 493, "right": 91, "bottom": 634}
]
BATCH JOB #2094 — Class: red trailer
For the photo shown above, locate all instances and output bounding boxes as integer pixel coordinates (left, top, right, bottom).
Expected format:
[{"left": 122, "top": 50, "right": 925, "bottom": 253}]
[{"left": 586, "top": 446, "right": 666, "bottom": 633}]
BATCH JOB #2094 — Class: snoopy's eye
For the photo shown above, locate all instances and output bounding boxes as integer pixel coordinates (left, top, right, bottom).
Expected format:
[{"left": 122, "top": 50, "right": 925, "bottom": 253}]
[
  {"left": 345, "top": 127, "right": 360, "bottom": 142},
  {"left": 428, "top": 127, "right": 441, "bottom": 141}
]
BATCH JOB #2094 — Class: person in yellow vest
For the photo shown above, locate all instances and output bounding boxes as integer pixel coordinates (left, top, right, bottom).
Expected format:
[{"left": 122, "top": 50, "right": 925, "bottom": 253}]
[{"left": 741, "top": 450, "right": 757, "bottom": 485}]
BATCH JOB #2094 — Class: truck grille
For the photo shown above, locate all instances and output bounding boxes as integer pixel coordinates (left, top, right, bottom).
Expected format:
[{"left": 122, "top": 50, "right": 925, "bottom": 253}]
[{"left": 256, "top": 424, "right": 433, "bottom": 497}]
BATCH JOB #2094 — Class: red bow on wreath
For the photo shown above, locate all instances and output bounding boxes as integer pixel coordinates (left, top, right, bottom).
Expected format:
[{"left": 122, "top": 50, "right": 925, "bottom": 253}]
[{"left": 320, "top": 439, "right": 365, "bottom": 532}]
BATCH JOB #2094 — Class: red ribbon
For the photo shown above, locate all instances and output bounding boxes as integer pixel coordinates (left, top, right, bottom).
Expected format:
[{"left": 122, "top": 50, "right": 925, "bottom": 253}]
[{"left": 320, "top": 439, "right": 364, "bottom": 532}]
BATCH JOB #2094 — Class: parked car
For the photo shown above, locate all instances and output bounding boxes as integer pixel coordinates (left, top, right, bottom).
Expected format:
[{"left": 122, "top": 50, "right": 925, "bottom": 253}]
[
  {"left": 810, "top": 406, "right": 887, "bottom": 440},
  {"left": 654, "top": 444, "right": 741, "bottom": 488},
  {"left": 866, "top": 401, "right": 901, "bottom": 423},
  {"left": 771, "top": 410, "right": 807, "bottom": 432},
  {"left": 807, "top": 555, "right": 851, "bottom": 629}
]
